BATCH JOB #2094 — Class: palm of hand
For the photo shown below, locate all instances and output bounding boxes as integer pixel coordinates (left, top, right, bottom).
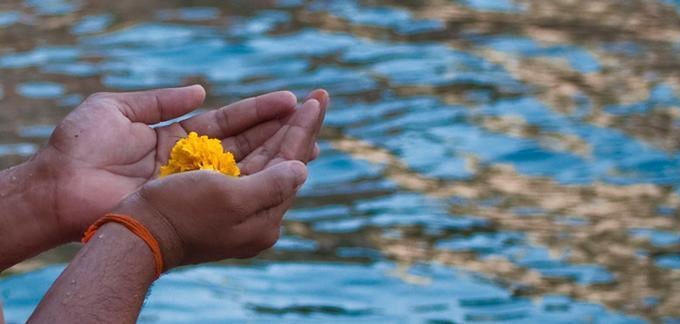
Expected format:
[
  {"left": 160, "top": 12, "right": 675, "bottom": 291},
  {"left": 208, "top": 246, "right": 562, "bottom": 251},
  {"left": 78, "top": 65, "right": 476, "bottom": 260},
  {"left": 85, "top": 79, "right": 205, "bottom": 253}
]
[{"left": 45, "top": 94, "right": 161, "bottom": 238}]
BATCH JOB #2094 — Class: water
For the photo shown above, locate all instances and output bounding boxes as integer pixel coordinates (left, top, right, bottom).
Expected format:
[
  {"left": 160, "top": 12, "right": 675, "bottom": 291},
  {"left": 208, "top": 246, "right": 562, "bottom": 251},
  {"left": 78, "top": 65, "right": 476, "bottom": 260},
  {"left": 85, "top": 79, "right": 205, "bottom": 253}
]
[
  {"left": 0, "top": 0, "right": 678, "bottom": 322},
  {"left": 0, "top": 263, "right": 642, "bottom": 323}
]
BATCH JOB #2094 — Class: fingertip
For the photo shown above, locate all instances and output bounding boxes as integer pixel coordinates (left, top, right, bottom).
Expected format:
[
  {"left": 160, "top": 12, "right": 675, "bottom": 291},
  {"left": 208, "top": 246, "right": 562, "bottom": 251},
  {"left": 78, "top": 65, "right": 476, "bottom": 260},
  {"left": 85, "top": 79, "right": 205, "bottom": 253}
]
[
  {"left": 182, "top": 84, "right": 207, "bottom": 105},
  {"left": 316, "top": 88, "right": 329, "bottom": 104},
  {"left": 305, "top": 89, "right": 329, "bottom": 109},
  {"left": 303, "top": 98, "right": 320, "bottom": 110},
  {"left": 301, "top": 99, "right": 322, "bottom": 122},
  {"left": 286, "top": 160, "right": 308, "bottom": 186},
  {"left": 189, "top": 84, "right": 207, "bottom": 98},
  {"left": 275, "top": 90, "right": 298, "bottom": 109},
  {"left": 257, "top": 91, "right": 297, "bottom": 117}
]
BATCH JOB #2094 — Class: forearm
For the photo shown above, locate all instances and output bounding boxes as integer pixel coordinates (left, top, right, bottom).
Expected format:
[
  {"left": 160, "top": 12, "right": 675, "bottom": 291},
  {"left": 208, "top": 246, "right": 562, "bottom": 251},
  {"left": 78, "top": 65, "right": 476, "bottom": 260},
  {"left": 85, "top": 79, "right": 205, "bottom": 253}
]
[
  {"left": 29, "top": 223, "right": 155, "bottom": 323},
  {"left": 0, "top": 158, "right": 64, "bottom": 271}
]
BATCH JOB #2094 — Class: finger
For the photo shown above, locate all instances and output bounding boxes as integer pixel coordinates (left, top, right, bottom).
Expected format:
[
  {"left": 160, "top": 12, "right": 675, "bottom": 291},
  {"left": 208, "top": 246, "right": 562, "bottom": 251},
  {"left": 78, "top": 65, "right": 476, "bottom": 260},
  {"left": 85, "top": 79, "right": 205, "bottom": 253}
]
[
  {"left": 232, "top": 195, "right": 296, "bottom": 256},
  {"left": 304, "top": 89, "right": 329, "bottom": 159},
  {"left": 180, "top": 91, "right": 297, "bottom": 139},
  {"left": 305, "top": 88, "right": 330, "bottom": 112},
  {"left": 108, "top": 85, "right": 206, "bottom": 124},
  {"left": 264, "top": 99, "right": 322, "bottom": 167},
  {"left": 240, "top": 99, "right": 321, "bottom": 174},
  {"left": 236, "top": 161, "right": 307, "bottom": 215},
  {"left": 310, "top": 143, "right": 320, "bottom": 161},
  {"left": 221, "top": 118, "right": 286, "bottom": 161},
  {"left": 252, "top": 195, "right": 295, "bottom": 229}
]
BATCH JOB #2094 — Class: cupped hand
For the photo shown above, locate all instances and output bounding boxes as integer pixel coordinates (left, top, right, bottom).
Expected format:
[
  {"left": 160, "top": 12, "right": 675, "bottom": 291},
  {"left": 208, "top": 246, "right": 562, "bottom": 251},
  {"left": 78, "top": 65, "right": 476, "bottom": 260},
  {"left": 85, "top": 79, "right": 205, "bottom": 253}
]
[
  {"left": 107, "top": 92, "right": 328, "bottom": 268},
  {"left": 38, "top": 85, "right": 328, "bottom": 241},
  {"left": 113, "top": 160, "right": 308, "bottom": 269}
]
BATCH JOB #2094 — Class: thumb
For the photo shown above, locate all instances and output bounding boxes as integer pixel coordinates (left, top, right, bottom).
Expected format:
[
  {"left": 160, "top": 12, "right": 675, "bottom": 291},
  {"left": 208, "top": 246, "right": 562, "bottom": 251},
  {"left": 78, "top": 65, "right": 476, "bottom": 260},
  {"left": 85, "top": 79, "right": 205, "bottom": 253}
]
[
  {"left": 105, "top": 84, "right": 206, "bottom": 125},
  {"left": 238, "top": 160, "right": 308, "bottom": 214}
]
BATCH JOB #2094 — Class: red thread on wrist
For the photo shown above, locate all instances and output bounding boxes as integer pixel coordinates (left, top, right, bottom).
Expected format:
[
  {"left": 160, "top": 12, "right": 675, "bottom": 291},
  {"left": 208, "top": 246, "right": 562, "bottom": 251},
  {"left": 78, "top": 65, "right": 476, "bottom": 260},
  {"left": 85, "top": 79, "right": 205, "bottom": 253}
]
[{"left": 82, "top": 213, "right": 164, "bottom": 279}]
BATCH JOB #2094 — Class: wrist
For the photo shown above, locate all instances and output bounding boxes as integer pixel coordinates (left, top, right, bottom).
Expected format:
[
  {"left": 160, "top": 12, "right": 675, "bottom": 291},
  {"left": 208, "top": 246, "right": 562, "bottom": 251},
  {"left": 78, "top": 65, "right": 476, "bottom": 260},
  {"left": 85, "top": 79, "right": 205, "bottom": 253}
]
[
  {"left": 88, "top": 222, "right": 157, "bottom": 284},
  {"left": 30, "top": 221, "right": 156, "bottom": 322},
  {"left": 0, "top": 156, "right": 64, "bottom": 270},
  {"left": 30, "top": 148, "right": 84, "bottom": 241},
  {"left": 23, "top": 152, "right": 68, "bottom": 238},
  {"left": 112, "top": 192, "right": 185, "bottom": 271}
]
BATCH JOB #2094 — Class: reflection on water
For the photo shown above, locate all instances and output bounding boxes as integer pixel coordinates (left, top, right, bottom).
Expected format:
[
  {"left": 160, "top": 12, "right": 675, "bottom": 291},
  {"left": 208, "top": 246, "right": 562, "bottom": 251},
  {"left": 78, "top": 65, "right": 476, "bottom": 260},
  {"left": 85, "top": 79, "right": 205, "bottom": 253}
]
[
  {"left": 0, "top": 0, "right": 678, "bottom": 322},
  {"left": 0, "top": 263, "right": 643, "bottom": 323}
]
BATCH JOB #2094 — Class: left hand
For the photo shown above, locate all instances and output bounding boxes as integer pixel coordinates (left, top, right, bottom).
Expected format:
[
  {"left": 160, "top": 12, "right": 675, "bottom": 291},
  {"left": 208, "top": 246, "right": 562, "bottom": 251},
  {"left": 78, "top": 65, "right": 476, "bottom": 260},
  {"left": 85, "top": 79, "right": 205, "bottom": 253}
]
[{"left": 32, "top": 85, "right": 327, "bottom": 241}]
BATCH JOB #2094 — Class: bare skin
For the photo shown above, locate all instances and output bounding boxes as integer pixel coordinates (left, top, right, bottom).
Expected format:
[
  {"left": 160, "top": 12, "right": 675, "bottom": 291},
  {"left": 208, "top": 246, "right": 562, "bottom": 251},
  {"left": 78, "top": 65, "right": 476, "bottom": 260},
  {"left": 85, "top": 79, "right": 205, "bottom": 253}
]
[
  {"left": 0, "top": 86, "right": 328, "bottom": 322},
  {"left": 0, "top": 85, "right": 327, "bottom": 270},
  {"left": 29, "top": 160, "right": 308, "bottom": 323}
]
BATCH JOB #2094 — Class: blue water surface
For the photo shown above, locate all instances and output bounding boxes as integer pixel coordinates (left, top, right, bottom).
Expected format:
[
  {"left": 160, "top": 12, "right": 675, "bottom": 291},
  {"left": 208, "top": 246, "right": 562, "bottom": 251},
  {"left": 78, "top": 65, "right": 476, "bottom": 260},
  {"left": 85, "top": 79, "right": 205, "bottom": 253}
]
[{"left": 0, "top": 263, "right": 643, "bottom": 323}]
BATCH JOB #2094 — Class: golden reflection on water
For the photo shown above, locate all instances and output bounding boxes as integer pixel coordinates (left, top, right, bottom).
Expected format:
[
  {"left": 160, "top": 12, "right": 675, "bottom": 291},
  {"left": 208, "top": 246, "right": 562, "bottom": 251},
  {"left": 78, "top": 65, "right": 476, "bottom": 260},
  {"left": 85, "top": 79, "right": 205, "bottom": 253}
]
[{"left": 330, "top": 136, "right": 679, "bottom": 320}]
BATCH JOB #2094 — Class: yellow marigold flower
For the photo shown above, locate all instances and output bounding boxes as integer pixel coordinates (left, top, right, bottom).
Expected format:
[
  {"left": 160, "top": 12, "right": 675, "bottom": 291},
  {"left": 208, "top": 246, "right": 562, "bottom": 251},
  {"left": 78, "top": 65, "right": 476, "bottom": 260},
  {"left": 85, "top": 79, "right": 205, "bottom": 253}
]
[{"left": 159, "top": 132, "right": 240, "bottom": 178}]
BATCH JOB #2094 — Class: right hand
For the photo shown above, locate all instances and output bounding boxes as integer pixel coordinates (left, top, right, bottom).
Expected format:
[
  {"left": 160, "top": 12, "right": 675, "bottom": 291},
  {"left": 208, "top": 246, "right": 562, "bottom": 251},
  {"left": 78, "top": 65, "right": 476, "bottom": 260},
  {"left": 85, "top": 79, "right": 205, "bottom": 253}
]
[{"left": 113, "top": 160, "right": 308, "bottom": 270}]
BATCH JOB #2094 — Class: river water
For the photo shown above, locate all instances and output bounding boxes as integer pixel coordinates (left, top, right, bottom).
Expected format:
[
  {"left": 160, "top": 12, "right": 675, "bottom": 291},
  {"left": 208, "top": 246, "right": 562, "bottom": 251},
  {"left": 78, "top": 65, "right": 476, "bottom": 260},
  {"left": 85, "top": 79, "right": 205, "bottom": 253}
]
[{"left": 0, "top": 0, "right": 679, "bottom": 322}]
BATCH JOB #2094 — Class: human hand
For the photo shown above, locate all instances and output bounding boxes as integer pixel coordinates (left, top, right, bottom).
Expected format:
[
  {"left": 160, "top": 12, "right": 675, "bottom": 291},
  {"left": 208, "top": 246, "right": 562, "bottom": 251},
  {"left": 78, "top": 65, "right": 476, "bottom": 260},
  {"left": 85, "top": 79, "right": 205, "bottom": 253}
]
[
  {"left": 112, "top": 160, "right": 308, "bottom": 269},
  {"left": 33, "top": 85, "right": 325, "bottom": 241},
  {"left": 236, "top": 89, "right": 328, "bottom": 174},
  {"left": 106, "top": 92, "right": 328, "bottom": 268}
]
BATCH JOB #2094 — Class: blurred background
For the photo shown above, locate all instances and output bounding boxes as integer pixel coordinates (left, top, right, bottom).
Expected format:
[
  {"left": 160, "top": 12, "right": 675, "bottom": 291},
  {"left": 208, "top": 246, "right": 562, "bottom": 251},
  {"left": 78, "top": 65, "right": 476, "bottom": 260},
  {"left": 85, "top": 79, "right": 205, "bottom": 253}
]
[{"left": 0, "top": 0, "right": 679, "bottom": 322}]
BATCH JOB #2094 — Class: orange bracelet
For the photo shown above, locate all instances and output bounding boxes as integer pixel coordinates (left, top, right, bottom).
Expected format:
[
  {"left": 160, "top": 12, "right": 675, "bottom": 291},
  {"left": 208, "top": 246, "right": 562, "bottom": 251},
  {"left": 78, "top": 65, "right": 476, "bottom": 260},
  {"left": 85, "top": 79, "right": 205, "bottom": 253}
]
[{"left": 82, "top": 213, "right": 164, "bottom": 279}]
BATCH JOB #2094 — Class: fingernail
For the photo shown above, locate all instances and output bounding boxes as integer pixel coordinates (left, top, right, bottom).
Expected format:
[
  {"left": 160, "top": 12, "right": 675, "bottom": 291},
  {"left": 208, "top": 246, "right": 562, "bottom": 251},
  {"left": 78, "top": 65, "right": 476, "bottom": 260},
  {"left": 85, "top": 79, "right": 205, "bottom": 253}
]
[
  {"left": 303, "top": 89, "right": 319, "bottom": 102},
  {"left": 185, "top": 84, "right": 206, "bottom": 95},
  {"left": 288, "top": 161, "right": 308, "bottom": 185},
  {"left": 316, "top": 89, "right": 329, "bottom": 106},
  {"left": 304, "top": 98, "right": 320, "bottom": 107}
]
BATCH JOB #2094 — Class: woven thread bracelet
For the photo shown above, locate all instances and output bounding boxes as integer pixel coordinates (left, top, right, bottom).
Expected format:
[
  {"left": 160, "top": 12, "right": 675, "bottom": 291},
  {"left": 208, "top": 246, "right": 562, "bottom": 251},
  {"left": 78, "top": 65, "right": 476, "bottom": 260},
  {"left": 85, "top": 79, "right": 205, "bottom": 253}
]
[{"left": 82, "top": 213, "right": 164, "bottom": 279}]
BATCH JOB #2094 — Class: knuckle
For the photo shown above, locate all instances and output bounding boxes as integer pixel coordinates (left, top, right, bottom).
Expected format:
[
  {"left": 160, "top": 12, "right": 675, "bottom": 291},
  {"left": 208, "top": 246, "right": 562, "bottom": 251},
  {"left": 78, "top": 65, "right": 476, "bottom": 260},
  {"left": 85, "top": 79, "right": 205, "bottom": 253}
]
[
  {"left": 137, "top": 184, "right": 159, "bottom": 203},
  {"left": 271, "top": 175, "right": 289, "bottom": 206},
  {"left": 263, "top": 208, "right": 284, "bottom": 226},
  {"left": 85, "top": 92, "right": 112, "bottom": 103},
  {"left": 259, "top": 229, "right": 280, "bottom": 250},
  {"left": 229, "top": 204, "right": 250, "bottom": 222},
  {"left": 219, "top": 189, "right": 250, "bottom": 221},
  {"left": 216, "top": 109, "right": 232, "bottom": 135}
]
